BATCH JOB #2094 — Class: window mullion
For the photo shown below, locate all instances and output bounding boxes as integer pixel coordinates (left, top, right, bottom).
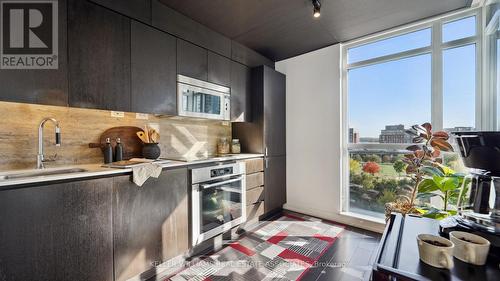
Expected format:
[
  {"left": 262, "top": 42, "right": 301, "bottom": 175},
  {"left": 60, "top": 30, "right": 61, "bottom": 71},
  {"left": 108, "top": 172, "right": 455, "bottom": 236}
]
[{"left": 432, "top": 22, "right": 444, "bottom": 131}]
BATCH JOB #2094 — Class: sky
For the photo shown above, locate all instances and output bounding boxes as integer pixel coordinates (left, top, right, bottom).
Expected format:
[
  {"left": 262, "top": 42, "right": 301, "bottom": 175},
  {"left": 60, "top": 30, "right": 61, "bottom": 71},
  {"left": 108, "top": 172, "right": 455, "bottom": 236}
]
[{"left": 347, "top": 16, "right": 476, "bottom": 139}]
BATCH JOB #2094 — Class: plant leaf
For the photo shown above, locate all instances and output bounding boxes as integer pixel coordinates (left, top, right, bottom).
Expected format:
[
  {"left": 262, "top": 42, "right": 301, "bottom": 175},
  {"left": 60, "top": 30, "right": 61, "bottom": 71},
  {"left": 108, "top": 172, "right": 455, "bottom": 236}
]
[
  {"left": 434, "top": 163, "right": 456, "bottom": 176},
  {"left": 406, "top": 129, "right": 418, "bottom": 136},
  {"left": 422, "top": 123, "right": 432, "bottom": 134},
  {"left": 422, "top": 211, "right": 449, "bottom": 220},
  {"left": 430, "top": 138, "right": 454, "bottom": 152},
  {"left": 406, "top": 145, "right": 422, "bottom": 151},
  {"left": 432, "top": 131, "right": 449, "bottom": 140},
  {"left": 413, "top": 136, "right": 425, "bottom": 143},
  {"left": 432, "top": 147, "right": 441, "bottom": 158},
  {"left": 418, "top": 178, "right": 439, "bottom": 193},
  {"left": 431, "top": 176, "right": 459, "bottom": 192},
  {"left": 414, "top": 150, "right": 425, "bottom": 158},
  {"left": 417, "top": 192, "right": 443, "bottom": 200},
  {"left": 412, "top": 125, "right": 428, "bottom": 135},
  {"left": 406, "top": 165, "right": 417, "bottom": 174},
  {"left": 421, "top": 166, "right": 445, "bottom": 177}
]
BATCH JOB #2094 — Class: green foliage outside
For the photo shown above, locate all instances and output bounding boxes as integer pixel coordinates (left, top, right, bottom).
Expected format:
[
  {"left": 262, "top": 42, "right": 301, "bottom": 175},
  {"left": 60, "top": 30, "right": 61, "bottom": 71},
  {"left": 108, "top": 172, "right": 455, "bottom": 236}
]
[{"left": 349, "top": 150, "right": 469, "bottom": 217}]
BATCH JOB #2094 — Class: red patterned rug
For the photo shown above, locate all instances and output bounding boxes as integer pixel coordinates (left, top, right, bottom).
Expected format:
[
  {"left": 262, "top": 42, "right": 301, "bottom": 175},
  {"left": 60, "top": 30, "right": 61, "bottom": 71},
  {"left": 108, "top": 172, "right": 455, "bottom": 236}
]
[{"left": 166, "top": 214, "right": 344, "bottom": 281}]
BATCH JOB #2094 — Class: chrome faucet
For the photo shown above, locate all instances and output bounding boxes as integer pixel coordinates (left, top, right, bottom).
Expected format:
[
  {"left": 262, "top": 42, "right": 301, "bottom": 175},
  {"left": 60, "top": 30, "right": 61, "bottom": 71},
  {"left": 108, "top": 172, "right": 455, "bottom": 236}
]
[{"left": 37, "top": 118, "right": 61, "bottom": 169}]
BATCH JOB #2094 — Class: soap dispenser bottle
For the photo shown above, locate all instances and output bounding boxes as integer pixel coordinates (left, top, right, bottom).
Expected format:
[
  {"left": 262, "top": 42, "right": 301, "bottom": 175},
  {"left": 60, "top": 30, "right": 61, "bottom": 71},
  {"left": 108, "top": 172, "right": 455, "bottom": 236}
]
[
  {"left": 104, "top": 138, "right": 113, "bottom": 164},
  {"left": 115, "top": 138, "right": 123, "bottom": 162}
]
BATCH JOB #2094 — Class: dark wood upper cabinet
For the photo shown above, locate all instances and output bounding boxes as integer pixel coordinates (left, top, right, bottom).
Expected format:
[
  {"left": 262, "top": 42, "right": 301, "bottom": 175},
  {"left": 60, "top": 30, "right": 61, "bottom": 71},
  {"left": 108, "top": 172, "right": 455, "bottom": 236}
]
[
  {"left": 131, "top": 21, "right": 177, "bottom": 115},
  {"left": 232, "top": 66, "right": 286, "bottom": 156},
  {"left": 263, "top": 66, "right": 286, "bottom": 157},
  {"left": 230, "top": 61, "right": 252, "bottom": 122},
  {"left": 0, "top": 178, "right": 114, "bottom": 281},
  {"left": 177, "top": 39, "right": 208, "bottom": 81},
  {"left": 68, "top": 0, "right": 131, "bottom": 112},
  {"left": 89, "top": 0, "right": 152, "bottom": 24},
  {"left": 231, "top": 41, "right": 275, "bottom": 68},
  {"left": 0, "top": 0, "right": 68, "bottom": 106},
  {"left": 113, "top": 168, "right": 189, "bottom": 281},
  {"left": 265, "top": 156, "right": 287, "bottom": 213},
  {"left": 152, "top": 0, "right": 231, "bottom": 57},
  {"left": 208, "top": 51, "right": 231, "bottom": 87}
]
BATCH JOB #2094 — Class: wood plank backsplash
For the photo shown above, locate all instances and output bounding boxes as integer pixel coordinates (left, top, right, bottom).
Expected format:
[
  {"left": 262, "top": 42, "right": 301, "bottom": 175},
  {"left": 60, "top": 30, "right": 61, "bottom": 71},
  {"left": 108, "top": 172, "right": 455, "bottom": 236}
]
[{"left": 0, "top": 101, "right": 231, "bottom": 170}]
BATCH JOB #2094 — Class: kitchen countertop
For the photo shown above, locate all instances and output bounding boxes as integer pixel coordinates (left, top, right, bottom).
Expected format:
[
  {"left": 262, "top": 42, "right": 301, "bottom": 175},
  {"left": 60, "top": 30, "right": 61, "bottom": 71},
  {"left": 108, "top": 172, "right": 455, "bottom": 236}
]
[{"left": 0, "top": 154, "right": 263, "bottom": 189}]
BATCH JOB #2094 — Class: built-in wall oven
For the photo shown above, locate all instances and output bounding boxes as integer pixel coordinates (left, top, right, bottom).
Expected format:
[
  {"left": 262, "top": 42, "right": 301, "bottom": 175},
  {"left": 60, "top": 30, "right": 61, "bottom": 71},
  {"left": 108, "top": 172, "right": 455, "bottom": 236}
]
[
  {"left": 191, "top": 162, "right": 246, "bottom": 246},
  {"left": 177, "top": 75, "right": 230, "bottom": 120}
]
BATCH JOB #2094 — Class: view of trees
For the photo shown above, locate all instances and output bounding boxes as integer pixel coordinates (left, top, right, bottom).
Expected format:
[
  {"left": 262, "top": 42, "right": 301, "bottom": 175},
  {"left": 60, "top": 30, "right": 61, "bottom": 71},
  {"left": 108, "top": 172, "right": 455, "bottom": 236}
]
[
  {"left": 349, "top": 150, "right": 466, "bottom": 217},
  {"left": 363, "top": 162, "right": 380, "bottom": 175},
  {"left": 349, "top": 152, "right": 413, "bottom": 216}
]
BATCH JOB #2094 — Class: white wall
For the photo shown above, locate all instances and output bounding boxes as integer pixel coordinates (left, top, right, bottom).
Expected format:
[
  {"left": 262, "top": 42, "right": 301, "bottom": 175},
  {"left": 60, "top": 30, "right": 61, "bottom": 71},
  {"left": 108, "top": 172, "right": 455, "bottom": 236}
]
[{"left": 276, "top": 45, "right": 384, "bottom": 233}]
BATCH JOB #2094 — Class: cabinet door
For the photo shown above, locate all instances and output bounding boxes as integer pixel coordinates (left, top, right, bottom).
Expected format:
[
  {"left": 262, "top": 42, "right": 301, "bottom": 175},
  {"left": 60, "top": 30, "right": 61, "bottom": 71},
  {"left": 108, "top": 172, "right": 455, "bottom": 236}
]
[
  {"left": 208, "top": 51, "right": 231, "bottom": 87},
  {"left": 264, "top": 156, "right": 287, "bottom": 213},
  {"left": 152, "top": 0, "right": 231, "bottom": 57},
  {"left": 0, "top": 0, "right": 68, "bottom": 106},
  {"left": 0, "top": 178, "right": 114, "bottom": 281},
  {"left": 113, "top": 168, "right": 189, "bottom": 281},
  {"left": 89, "top": 0, "right": 152, "bottom": 24},
  {"left": 264, "top": 67, "right": 286, "bottom": 156},
  {"left": 231, "top": 40, "right": 274, "bottom": 68},
  {"left": 68, "top": 0, "right": 131, "bottom": 111},
  {"left": 131, "top": 21, "right": 177, "bottom": 115},
  {"left": 177, "top": 39, "right": 208, "bottom": 81},
  {"left": 230, "top": 61, "right": 252, "bottom": 122}
]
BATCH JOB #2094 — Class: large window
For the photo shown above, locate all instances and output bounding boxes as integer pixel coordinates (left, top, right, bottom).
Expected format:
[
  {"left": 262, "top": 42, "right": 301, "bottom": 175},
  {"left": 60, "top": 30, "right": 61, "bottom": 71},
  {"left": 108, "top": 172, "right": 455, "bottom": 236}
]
[{"left": 342, "top": 11, "right": 481, "bottom": 220}]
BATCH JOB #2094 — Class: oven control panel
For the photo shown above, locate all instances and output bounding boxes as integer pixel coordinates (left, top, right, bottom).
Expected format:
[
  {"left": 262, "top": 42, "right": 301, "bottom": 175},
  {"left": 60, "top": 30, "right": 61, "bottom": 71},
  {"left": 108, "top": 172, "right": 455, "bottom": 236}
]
[
  {"left": 210, "top": 167, "right": 233, "bottom": 178},
  {"left": 191, "top": 162, "right": 245, "bottom": 184}
]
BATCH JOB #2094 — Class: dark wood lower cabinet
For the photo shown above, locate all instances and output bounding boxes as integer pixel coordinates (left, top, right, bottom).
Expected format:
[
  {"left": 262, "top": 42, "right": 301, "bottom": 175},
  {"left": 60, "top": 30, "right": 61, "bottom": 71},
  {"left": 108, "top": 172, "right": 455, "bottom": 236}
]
[
  {"left": 0, "top": 169, "right": 190, "bottom": 281},
  {"left": 113, "top": 168, "right": 189, "bottom": 281},
  {"left": 264, "top": 156, "right": 287, "bottom": 213},
  {"left": 0, "top": 178, "right": 114, "bottom": 281}
]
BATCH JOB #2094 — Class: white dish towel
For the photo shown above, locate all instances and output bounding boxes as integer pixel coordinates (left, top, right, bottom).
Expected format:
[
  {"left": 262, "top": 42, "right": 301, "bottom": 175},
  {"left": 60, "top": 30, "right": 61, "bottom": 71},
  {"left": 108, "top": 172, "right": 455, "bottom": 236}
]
[{"left": 132, "top": 163, "right": 163, "bottom": 186}]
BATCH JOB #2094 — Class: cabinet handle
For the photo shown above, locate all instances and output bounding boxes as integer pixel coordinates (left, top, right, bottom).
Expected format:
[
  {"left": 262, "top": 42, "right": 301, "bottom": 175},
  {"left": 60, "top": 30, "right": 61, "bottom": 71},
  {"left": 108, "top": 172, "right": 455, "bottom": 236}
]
[
  {"left": 265, "top": 147, "right": 268, "bottom": 157},
  {"left": 265, "top": 158, "right": 269, "bottom": 169}
]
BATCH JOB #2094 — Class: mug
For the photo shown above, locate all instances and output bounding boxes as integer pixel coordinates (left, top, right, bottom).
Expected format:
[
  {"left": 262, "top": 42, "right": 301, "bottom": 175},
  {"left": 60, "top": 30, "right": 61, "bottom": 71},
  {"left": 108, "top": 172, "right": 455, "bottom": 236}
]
[
  {"left": 449, "top": 231, "right": 491, "bottom": 265},
  {"left": 417, "top": 234, "right": 454, "bottom": 269}
]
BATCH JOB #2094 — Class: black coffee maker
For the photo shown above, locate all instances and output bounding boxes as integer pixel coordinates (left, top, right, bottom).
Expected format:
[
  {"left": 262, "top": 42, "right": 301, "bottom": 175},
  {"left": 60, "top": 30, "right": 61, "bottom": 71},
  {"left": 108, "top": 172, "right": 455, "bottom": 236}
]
[{"left": 439, "top": 131, "right": 500, "bottom": 258}]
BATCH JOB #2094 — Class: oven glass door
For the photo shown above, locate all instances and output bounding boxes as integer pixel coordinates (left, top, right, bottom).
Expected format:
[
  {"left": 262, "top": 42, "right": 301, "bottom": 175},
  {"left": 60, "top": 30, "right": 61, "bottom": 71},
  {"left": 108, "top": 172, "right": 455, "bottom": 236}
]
[
  {"left": 200, "top": 177, "right": 243, "bottom": 234},
  {"left": 179, "top": 83, "right": 227, "bottom": 119}
]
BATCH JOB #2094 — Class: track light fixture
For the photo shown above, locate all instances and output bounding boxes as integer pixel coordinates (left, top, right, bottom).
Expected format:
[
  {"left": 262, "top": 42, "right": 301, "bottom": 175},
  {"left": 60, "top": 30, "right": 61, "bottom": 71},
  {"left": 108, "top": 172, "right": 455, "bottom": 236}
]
[{"left": 312, "top": 0, "right": 321, "bottom": 18}]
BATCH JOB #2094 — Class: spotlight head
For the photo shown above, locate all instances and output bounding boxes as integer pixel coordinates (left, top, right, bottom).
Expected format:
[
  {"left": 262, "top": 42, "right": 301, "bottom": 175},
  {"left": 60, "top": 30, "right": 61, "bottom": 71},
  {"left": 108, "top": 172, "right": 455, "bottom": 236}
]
[{"left": 312, "top": 0, "right": 321, "bottom": 18}]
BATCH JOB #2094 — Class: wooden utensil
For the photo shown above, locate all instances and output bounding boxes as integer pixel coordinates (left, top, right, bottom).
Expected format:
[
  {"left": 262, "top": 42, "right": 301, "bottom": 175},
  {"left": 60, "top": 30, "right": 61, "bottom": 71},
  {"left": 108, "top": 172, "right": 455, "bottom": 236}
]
[
  {"left": 150, "top": 131, "right": 160, "bottom": 143},
  {"left": 136, "top": 131, "right": 149, "bottom": 143}
]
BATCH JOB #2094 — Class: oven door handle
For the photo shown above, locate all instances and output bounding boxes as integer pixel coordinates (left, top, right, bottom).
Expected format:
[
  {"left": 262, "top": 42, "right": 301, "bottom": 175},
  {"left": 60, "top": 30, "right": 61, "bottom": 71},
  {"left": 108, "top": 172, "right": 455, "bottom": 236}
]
[{"left": 200, "top": 176, "right": 243, "bottom": 189}]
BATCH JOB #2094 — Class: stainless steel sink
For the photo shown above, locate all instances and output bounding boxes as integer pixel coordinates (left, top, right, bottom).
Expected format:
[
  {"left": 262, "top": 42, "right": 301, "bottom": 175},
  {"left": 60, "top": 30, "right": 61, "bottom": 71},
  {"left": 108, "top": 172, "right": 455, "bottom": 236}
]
[{"left": 0, "top": 168, "right": 89, "bottom": 180}]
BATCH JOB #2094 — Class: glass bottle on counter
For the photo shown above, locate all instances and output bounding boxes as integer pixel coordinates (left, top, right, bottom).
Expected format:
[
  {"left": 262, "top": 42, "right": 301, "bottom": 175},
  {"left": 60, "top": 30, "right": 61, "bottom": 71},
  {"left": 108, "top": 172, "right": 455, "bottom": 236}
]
[
  {"left": 217, "top": 137, "right": 230, "bottom": 155},
  {"left": 231, "top": 139, "right": 241, "bottom": 154}
]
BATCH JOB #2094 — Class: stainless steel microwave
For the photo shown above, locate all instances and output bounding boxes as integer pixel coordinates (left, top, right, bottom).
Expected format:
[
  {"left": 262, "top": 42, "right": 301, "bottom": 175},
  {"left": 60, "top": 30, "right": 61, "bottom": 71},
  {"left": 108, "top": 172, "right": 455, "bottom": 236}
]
[{"left": 177, "top": 75, "right": 230, "bottom": 120}]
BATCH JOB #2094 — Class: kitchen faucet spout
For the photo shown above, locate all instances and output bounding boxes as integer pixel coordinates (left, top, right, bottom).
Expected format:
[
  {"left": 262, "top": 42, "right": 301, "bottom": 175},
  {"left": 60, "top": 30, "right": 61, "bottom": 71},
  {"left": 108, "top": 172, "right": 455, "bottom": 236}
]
[{"left": 37, "top": 118, "right": 61, "bottom": 169}]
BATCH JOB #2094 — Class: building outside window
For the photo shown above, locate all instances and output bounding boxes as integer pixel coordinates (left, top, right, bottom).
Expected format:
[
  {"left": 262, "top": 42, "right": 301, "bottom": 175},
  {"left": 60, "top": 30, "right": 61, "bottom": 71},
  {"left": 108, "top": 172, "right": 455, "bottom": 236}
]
[{"left": 341, "top": 9, "right": 482, "bottom": 220}]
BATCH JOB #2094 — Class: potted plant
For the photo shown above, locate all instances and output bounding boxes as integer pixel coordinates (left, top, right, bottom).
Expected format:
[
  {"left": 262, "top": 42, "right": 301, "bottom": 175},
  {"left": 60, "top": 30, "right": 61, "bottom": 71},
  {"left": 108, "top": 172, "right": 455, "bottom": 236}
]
[
  {"left": 416, "top": 163, "right": 470, "bottom": 219},
  {"left": 385, "top": 123, "right": 455, "bottom": 220}
]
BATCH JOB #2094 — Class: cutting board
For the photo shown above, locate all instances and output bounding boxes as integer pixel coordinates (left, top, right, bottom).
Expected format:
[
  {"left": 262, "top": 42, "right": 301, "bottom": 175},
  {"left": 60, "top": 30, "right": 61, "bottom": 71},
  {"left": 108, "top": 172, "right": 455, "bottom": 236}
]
[{"left": 91, "top": 126, "right": 144, "bottom": 160}]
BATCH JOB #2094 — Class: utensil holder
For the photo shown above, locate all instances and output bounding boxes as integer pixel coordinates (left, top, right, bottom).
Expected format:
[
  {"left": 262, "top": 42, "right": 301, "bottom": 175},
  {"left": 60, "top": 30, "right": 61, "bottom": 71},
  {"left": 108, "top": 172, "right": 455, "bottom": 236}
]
[{"left": 142, "top": 143, "right": 161, "bottom": 159}]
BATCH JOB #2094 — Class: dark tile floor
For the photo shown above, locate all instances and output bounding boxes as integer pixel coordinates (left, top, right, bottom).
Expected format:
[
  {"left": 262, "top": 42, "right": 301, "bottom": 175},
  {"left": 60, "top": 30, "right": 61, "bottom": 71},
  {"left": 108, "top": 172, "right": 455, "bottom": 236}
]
[
  {"left": 299, "top": 224, "right": 381, "bottom": 281},
  {"left": 150, "top": 211, "right": 381, "bottom": 281}
]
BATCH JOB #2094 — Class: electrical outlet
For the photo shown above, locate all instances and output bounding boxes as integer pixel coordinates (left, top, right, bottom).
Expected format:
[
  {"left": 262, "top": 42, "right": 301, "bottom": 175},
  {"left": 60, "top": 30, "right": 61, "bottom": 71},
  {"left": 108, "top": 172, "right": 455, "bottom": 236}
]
[
  {"left": 136, "top": 113, "right": 149, "bottom": 120},
  {"left": 110, "top": 111, "right": 125, "bottom": 118}
]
